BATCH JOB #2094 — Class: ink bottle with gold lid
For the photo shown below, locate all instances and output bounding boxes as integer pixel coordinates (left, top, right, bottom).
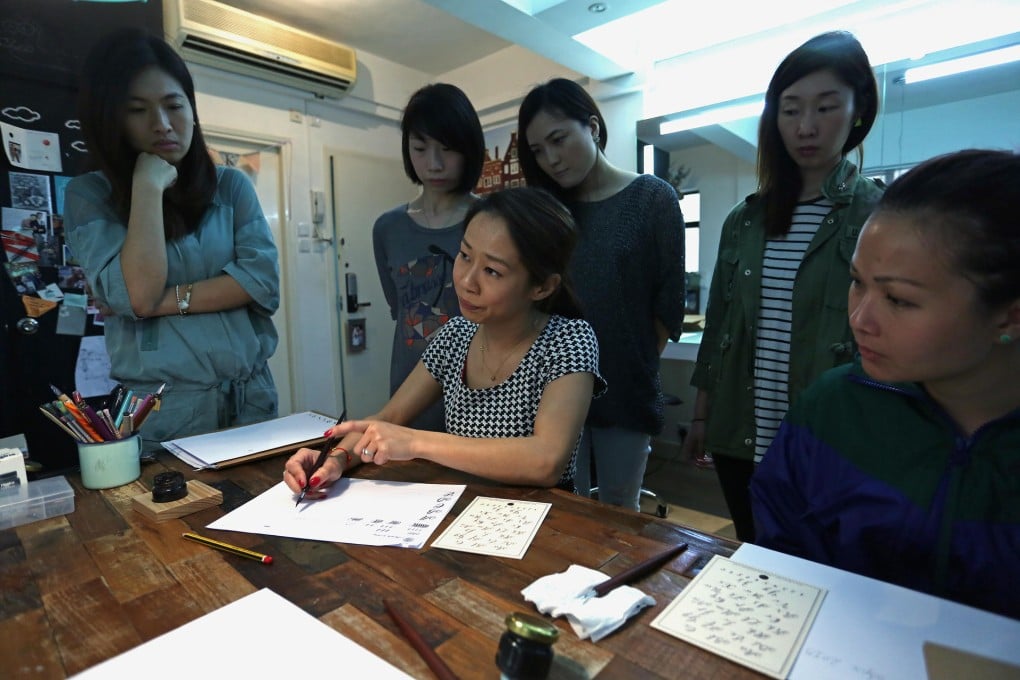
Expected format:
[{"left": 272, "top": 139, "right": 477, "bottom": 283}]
[{"left": 495, "top": 612, "right": 559, "bottom": 680}]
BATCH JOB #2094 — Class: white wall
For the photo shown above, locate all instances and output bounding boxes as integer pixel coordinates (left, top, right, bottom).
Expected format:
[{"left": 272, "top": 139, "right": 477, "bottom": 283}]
[
  {"left": 189, "top": 45, "right": 615, "bottom": 417},
  {"left": 673, "top": 87, "right": 1020, "bottom": 313},
  {"left": 190, "top": 51, "right": 432, "bottom": 418}
]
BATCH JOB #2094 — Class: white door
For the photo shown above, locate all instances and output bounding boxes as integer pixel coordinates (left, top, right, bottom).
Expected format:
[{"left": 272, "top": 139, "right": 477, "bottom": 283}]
[
  {"left": 205, "top": 134, "right": 294, "bottom": 416},
  {"left": 327, "top": 150, "right": 413, "bottom": 417}
]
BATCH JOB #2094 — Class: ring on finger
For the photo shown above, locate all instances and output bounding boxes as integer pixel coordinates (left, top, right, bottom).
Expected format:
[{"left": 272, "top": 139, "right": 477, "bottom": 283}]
[{"left": 362, "top": 448, "right": 373, "bottom": 458}]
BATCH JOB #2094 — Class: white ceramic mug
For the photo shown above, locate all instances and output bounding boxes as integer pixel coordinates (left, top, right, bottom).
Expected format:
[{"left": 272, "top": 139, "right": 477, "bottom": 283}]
[{"left": 77, "top": 434, "right": 142, "bottom": 490}]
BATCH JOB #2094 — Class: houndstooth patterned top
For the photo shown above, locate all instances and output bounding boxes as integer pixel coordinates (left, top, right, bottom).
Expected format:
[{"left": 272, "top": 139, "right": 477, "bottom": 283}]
[{"left": 422, "top": 314, "right": 606, "bottom": 490}]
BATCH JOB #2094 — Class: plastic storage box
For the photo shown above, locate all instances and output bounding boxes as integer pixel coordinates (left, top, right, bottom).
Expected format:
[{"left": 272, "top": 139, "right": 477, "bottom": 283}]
[{"left": 0, "top": 475, "right": 75, "bottom": 530}]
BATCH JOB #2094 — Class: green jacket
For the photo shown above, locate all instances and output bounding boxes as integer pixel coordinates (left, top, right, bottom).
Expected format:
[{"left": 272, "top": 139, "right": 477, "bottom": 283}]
[{"left": 691, "top": 159, "right": 884, "bottom": 461}]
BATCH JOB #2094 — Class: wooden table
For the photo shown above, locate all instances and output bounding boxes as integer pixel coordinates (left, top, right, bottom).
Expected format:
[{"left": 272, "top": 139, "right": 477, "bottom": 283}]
[{"left": 0, "top": 454, "right": 755, "bottom": 679}]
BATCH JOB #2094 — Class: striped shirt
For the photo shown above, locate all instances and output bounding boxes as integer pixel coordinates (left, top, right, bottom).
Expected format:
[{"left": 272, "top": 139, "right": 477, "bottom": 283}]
[{"left": 753, "top": 197, "right": 832, "bottom": 461}]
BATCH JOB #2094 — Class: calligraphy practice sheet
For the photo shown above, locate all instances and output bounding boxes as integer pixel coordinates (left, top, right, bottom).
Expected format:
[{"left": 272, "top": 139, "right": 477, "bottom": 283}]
[
  {"left": 430, "top": 496, "right": 550, "bottom": 559},
  {"left": 651, "top": 554, "right": 826, "bottom": 679},
  {"left": 207, "top": 479, "right": 464, "bottom": 549}
]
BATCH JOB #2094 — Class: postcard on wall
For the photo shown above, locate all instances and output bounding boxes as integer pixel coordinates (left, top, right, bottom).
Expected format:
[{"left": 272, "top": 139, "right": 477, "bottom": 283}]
[
  {"left": 651, "top": 554, "right": 826, "bottom": 679},
  {"left": 9, "top": 171, "right": 52, "bottom": 212},
  {"left": 2, "top": 122, "right": 62, "bottom": 173},
  {"left": 430, "top": 496, "right": 550, "bottom": 559}
]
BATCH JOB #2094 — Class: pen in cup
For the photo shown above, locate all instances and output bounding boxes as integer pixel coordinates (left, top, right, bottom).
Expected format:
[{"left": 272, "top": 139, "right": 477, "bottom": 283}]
[{"left": 295, "top": 409, "right": 347, "bottom": 507}]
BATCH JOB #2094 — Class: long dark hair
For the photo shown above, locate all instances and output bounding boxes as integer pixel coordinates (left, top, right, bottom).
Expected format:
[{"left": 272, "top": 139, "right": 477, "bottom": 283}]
[
  {"left": 757, "top": 31, "right": 878, "bottom": 237},
  {"left": 464, "top": 188, "right": 584, "bottom": 319},
  {"left": 873, "top": 149, "right": 1020, "bottom": 310},
  {"left": 77, "top": 28, "right": 216, "bottom": 240},
  {"left": 401, "top": 83, "right": 485, "bottom": 194},
  {"left": 517, "top": 78, "right": 607, "bottom": 201}
]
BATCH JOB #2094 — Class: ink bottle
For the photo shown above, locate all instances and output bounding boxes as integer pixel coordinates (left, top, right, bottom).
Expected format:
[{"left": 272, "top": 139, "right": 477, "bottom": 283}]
[{"left": 495, "top": 612, "right": 559, "bottom": 680}]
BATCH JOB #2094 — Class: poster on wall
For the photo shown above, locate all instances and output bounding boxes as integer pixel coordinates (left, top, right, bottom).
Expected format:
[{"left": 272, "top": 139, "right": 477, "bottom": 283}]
[{"left": 476, "top": 123, "right": 525, "bottom": 195}]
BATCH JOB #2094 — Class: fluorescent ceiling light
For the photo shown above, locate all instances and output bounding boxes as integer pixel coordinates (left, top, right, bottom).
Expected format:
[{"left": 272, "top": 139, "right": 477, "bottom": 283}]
[
  {"left": 660, "top": 100, "right": 764, "bottom": 135},
  {"left": 903, "top": 43, "right": 1020, "bottom": 83}
]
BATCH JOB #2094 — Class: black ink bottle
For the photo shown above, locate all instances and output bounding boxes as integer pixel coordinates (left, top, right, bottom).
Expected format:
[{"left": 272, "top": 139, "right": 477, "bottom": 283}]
[{"left": 495, "top": 612, "right": 559, "bottom": 680}]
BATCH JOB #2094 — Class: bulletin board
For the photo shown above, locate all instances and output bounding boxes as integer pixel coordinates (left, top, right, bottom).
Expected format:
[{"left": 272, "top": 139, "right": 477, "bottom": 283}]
[{"left": 0, "top": 0, "right": 163, "bottom": 474}]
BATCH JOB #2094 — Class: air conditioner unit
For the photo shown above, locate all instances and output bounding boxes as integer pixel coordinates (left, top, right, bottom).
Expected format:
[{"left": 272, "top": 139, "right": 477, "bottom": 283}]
[{"left": 164, "top": 0, "right": 357, "bottom": 99}]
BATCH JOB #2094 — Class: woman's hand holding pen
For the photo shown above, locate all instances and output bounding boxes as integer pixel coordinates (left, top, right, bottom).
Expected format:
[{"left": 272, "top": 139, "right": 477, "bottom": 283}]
[{"left": 283, "top": 430, "right": 360, "bottom": 498}]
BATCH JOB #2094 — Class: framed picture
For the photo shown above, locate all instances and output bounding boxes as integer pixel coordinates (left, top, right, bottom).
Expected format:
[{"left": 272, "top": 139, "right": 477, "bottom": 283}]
[{"left": 347, "top": 318, "right": 366, "bottom": 353}]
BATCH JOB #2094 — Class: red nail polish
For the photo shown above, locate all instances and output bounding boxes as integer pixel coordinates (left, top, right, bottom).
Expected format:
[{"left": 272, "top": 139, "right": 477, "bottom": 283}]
[
  {"left": 324, "top": 428, "right": 333, "bottom": 436},
  {"left": 309, "top": 476, "right": 320, "bottom": 488}
]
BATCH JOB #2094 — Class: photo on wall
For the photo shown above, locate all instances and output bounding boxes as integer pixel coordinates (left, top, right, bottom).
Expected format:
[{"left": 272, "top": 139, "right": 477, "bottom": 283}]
[{"left": 347, "top": 318, "right": 366, "bottom": 353}]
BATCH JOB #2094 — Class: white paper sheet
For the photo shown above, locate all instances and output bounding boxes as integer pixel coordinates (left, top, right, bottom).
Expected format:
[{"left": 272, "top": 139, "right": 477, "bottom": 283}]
[
  {"left": 161, "top": 411, "right": 338, "bottom": 468},
  {"left": 72, "top": 588, "right": 412, "bottom": 679},
  {"left": 74, "top": 335, "right": 117, "bottom": 398},
  {"left": 652, "top": 554, "right": 825, "bottom": 679},
  {"left": 430, "top": 495, "right": 550, "bottom": 559},
  {"left": 208, "top": 478, "right": 465, "bottom": 549},
  {"left": 731, "top": 544, "right": 1020, "bottom": 679}
]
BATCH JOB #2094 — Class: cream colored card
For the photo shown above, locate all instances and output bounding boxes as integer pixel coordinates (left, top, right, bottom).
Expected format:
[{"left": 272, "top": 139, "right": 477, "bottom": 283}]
[
  {"left": 430, "top": 496, "right": 550, "bottom": 559},
  {"left": 651, "top": 554, "right": 826, "bottom": 679}
]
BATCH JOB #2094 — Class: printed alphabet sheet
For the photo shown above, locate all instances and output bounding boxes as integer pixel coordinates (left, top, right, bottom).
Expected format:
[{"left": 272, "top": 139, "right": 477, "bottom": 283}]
[
  {"left": 651, "top": 554, "right": 826, "bottom": 679},
  {"left": 430, "top": 496, "right": 550, "bottom": 559}
]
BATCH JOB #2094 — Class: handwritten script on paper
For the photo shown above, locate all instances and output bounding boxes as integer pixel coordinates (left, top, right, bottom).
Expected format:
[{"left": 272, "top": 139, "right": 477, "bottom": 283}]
[
  {"left": 430, "top": 496, "right": 550, "bottom": 559},
  {"left": 651, "top": 555, "right": 826, "bottom": 679},
  {"left": 207, "top": 479, "right": 465, "bottom": 549}
]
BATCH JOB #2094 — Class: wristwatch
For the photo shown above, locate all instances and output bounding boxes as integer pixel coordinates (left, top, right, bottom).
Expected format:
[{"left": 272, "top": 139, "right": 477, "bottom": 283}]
[{"left": 175, "top": 283, "right": 193, "bottom": 316}]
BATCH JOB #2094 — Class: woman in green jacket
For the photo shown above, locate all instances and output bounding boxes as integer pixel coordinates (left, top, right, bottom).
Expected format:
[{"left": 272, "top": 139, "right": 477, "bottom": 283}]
[{"left": 683, "top": 31, "right": 885, "bottom": 541}]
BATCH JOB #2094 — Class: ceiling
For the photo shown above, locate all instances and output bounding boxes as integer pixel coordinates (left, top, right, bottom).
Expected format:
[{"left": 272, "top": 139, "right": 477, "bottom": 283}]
[{"left": 216, "top": 0, "right": 1020, "bottom": 151}]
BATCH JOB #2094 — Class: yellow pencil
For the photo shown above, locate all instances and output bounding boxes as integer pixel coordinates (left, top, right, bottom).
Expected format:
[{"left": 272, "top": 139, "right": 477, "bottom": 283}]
[{"left": 182, "top": 532, "right": 273, "bottom": 565}]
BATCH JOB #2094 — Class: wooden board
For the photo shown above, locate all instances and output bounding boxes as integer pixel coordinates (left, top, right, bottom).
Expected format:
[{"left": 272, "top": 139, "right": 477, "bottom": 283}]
[{"left": 130, "top": 480, "right": 223, "bottom": 523}]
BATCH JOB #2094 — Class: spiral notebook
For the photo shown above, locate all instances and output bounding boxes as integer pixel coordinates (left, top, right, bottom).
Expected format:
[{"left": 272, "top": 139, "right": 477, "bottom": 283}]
[{"left": 161, "top": 410, "right": 336, "bottom": 469}]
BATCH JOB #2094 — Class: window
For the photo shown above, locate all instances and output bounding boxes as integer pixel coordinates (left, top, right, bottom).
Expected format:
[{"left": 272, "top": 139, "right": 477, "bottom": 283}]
[
  {"left": 682, "top": 190, "right": 700, "bottom": 314},
  {"left": 682, "top": 190, "right": 700, "bottom": 273}
]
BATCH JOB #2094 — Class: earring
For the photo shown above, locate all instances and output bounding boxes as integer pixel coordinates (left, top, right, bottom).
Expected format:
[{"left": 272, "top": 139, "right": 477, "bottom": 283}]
[
  {"left": 1001, "top": 333, "right": 1013, "bottom": 344},
  {"left": 854, "top": 118, "right": 863, "bottom": 128},
  {"left": 593, "top": 134, "right": 600, "bottom": 145}
]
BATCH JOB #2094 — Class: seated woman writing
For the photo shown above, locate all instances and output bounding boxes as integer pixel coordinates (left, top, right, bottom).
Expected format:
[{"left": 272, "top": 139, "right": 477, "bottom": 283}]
[
  {"left": 284, "top": 187, "right": 605, "bottom": 493},
  {"left": 751, "top": 149, "right": 1020, "bottom": 619}
]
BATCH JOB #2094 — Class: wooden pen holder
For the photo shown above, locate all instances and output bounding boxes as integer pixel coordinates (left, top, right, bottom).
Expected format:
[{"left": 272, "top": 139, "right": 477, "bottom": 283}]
[{"left": 131, "top": 479, "right": 223, "bottom": 522}]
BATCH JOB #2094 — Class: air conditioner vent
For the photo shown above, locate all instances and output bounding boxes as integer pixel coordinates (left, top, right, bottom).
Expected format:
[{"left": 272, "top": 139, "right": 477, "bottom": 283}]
[{"left": 165, "top": 0, "right": 357, "bottom": 99}]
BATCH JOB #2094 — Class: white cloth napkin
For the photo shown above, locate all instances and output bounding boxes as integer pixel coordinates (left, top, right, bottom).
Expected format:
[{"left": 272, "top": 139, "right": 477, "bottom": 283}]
[{"left": 521, "top": 564, "right": 655, "bottom": 642}]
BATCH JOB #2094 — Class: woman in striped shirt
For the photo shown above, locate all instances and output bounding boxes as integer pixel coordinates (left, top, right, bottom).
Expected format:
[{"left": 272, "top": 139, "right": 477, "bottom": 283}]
[{"left": 684, "top": 31, "right": 885, "bottom": 542}]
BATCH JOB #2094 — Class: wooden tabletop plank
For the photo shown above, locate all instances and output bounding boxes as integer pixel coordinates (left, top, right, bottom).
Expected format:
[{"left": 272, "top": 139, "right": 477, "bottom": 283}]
[
  {"left": 164, "top": 551, "right": 258, "bottom": 614},
  {"left": 119, "top": 581, "right": 206, "bottom": 641},
  {"left": 0, "top": 608, "right": 64, "bottom": 679},
  {"left": 82, "top": 529, "right": 178, "bottom": 604},
  {"left": 321, "top": 603, "right": 433, "bottom": 678},
  {"left": 41, "top": 578, "right": 142, "bottom": 676},
  {"left": 17, "top": 517, "right": 102, "bottom": 597}
]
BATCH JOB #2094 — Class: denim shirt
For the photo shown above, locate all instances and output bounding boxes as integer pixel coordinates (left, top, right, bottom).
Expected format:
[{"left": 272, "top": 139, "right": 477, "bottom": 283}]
[{"left": 691, "top": 159, "right": 884, "bottom": 461}]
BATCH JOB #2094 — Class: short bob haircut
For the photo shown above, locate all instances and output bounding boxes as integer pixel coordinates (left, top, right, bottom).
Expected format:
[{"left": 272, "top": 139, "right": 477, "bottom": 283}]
[
  {"left": 463, "top": 187, "right": 583, "bottom": 319},
  {"left": 516, "top": 78, "right": 607, "bottom": 200},
  {"left": 757, "top": 31, "right": 878, "bottom": 236},
  {"left": 77, "top": 27, "right": 216, "bottom": 240},
  {"left": 871, "top": 148, "right": 1020, "bottom": 310},
  {"left": 400, "top": 83, "right": 485, "bottom": 195}
]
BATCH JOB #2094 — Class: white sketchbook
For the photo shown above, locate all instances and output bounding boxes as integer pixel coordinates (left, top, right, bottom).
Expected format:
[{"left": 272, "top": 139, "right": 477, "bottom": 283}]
[
  {"left": 72, "top": 588, "right": 412, "bottom": 679},
  {"left": 161, "top": 411, "right": 337, "bottom": 469}
]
